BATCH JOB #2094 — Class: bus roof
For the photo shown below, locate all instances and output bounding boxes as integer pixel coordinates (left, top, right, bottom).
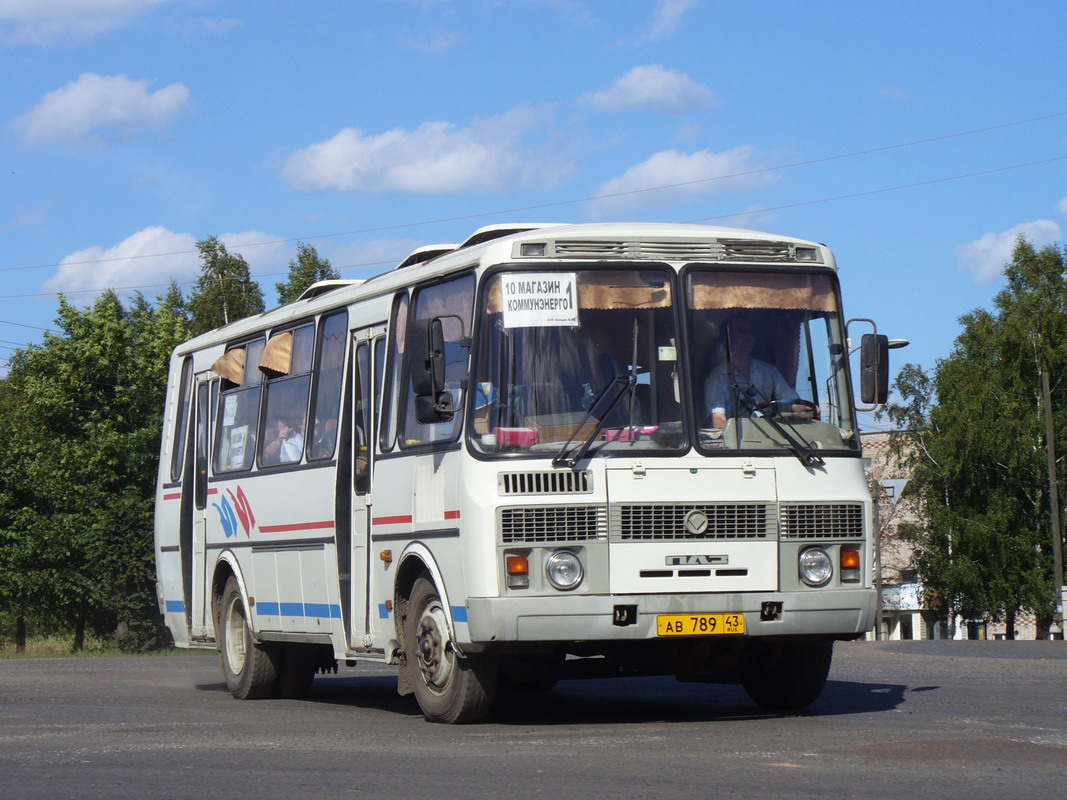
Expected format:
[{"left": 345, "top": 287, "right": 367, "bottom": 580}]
[{"left": 176, "top": 222, "right": 834, "bottom": 354}]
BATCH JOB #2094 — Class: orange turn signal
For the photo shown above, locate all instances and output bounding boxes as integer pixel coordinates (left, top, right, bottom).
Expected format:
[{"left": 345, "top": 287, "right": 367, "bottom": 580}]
[
  {"left": 506, "top": 555, "right": 529, "bottom": 575},
  {"left": 840, "top": 549, "right": 861, "bottom": 569}
]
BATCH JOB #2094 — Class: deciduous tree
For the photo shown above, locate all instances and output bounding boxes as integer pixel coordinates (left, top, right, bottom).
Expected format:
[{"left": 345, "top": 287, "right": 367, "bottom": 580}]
[
  {"left": 887, "top": 239, "right": 1066, "bottom": 638},
  {"left": 275, "top": 242, "right": 339, "bottom": 304}
]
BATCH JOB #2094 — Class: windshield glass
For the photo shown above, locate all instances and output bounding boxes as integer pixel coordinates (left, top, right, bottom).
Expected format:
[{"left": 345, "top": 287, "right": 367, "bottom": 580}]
[
  {"left": 686, "top": 269, "right": 857, "bottom": 454},
  {"left": 471, "top": 268, "right": 685, "bottom": 457}
]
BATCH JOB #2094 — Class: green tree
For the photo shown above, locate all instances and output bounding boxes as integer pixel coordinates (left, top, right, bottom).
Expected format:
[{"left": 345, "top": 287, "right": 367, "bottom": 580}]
[
  {"left": 0, "top": 288, "right": 191, "bottom": 650},
  {"left": 187, "top": 236, "right": 264, "bottom": 335},
  {"left": 275, "top": 242, "right": 340, "bottom": 304},
  {"left": 887, "top": 239, "right": 1066, "bottom": 638}
]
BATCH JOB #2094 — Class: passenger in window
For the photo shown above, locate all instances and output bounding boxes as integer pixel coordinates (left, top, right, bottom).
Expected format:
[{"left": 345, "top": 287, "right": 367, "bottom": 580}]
[
  {"left": 313, "top": 414, "right": 338, "bottom": 456},
  {"left": 264, "top": 413, "right": 304, "bottom": 464},
  {"left": 704, "top": 316, "right": 814, "bottom": 428}
]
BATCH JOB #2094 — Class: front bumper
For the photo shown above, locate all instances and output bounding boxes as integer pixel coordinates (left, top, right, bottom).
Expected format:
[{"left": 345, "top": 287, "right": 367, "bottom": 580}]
[{"left": 465, "top": 588, "right": 875, "bottom": 644}]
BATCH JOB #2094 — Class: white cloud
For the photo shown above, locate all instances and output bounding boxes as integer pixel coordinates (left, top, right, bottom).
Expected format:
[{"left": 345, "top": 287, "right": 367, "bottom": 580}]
[
  {"left": 587, "top": 146, "right": 775, "bottom": 217},
  {"left": 42, "top": 227, "right": 289, "bottom": 297},
  {"left": 202, "top": 18, "right": 244, "bottom": 35},
  {"left": 647, "top": 0, "right": 698, "bottom": 42},
  {"left": 957, "top": 220, "right": 1062, "bottom": 283},
  {"left": 1057, "top": 196, "right": 1067, "bottom": 217},
  {"left": 399, "top": 31, "right": 463, "bottom": 53},
  {"left": 13, "top": 73, "right": 190, "bottom": 148},
  {"left": 579, "top": 65, "right": 712, "bottom": 114},
  {"left": 281, "top": 106, "right": 572, "bottom": 193},
  {"left": 0, "top": 0, "right": 176, "bottom": 45}
]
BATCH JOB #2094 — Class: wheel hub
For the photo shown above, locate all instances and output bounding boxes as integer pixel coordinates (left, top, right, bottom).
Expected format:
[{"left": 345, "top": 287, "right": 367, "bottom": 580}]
[{"left": 415, "top": 602, "right": 454, "bottom": 691}]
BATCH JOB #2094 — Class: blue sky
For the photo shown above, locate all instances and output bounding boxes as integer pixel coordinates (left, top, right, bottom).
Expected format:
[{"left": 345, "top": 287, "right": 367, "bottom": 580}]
[{"left": 2, "top": 0, "right": 1066, "bottom": 425}]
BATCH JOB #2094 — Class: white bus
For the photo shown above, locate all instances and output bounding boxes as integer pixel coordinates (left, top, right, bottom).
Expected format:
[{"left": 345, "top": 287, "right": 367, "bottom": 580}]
[{"left": 155, "top": 222, "right": 891, "bottom": 722}]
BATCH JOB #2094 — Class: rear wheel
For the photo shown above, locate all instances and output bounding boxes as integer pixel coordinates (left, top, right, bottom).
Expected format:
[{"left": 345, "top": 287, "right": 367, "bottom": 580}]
[
  {"left": 405, "top": 576, "right": 496, "bottom": 723},
  {"left": 742, "top": 641, "right": 833, "bottom": 710},
  {"left": 218, "top": 576, "right": 278, "bottom": 699}
]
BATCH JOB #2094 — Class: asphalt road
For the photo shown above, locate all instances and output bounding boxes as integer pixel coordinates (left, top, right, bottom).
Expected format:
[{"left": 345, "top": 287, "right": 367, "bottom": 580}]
[{"left": 1, "top": 640, "right": 1065, "bottom": 799}]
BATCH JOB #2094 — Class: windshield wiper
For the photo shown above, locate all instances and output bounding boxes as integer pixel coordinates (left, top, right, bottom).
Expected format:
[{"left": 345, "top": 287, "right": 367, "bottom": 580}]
[
  {"left": 553, "top": 318, "right": 640, "bottom": 468},
  {"left": 735, "top": 385, "right": 825, "bottom": 468},
  {"left": 552, "top": 374, "right": 634, "bottom": 468}
]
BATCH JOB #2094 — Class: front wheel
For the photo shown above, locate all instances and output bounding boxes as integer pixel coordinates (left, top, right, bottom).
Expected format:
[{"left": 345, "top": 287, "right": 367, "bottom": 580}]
[
  {"left": 218, "top": 576, "right": 278, "bottom": 700},
  {"left": 741, "top": 641, "right": 833, "bottom": 710},
  {"left": 404, "top": 577, "right": 497, "bottom": 723}
]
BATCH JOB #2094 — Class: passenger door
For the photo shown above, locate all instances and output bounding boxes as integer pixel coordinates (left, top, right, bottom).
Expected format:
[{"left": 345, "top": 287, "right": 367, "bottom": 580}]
[{"left": 346, "top": 326, "right": 386, "bottom": 647}]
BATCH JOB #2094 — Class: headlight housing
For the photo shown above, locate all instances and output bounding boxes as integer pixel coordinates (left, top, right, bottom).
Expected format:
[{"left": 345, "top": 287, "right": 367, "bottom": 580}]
[
  {"left": 545, "top": 549, "right": 583, "bottom": 591},
  {"left": 799, "top": 546, "right": 833, "bottom": 587}
]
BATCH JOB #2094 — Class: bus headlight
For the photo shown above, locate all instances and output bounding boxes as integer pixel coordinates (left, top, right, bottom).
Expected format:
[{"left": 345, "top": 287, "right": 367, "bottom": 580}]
[
  {"left": 545, "top": 549, "right": 583, "bottom": 591},
  {"left": 799, "top": 547, "right": 833, "bottom": 587}
]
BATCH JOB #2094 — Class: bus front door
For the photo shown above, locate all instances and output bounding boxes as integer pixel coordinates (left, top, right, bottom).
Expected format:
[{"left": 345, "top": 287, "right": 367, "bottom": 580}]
[
  {"left": 189, "top": 377, "right": 212, "bottom": 638},
  {"left": 345, "top": 327, "right": 385, "bottom": 648}
]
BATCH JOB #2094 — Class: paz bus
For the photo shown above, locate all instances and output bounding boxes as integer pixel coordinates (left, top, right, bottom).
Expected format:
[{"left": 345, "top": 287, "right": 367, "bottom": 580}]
[{"left": 154, "top": 222, "right": 892, "bottom": 723}]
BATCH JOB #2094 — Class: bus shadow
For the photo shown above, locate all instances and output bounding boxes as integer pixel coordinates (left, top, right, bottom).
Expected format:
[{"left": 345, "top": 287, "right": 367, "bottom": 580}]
[{"left": 195, "top": 673, "right": 911, "bottom": 725}]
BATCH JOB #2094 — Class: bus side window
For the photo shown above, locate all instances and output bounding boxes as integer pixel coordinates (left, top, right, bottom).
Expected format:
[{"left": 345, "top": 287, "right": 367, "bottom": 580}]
[
  {"left": 258, "top": 324, "right": 314, "bottom": 467},
  {"left": 354, "top": 341, "right": 371, "bottom": 493},
  {"left": 308, "top": 311, "right": 348, "bottom": 461},
  {"left": 213, "top": 338, "right": 264, "bottom": 473},
  {"left": 379, "top": 293, "right": 408, "bottom": 453},
  {"left": 169, "top": 356, "right": 194, "bottom": 483},
  {"left": 399, "top": 273, "right": 475, "bottom": 447}
]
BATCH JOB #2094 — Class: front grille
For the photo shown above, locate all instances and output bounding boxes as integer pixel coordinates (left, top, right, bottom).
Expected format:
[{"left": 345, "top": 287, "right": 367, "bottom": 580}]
[
  {"left": 780, "top": 503, "right": 864, "bottom": 539},
  {"left": 551, "top": 239, "right": 726, "bottom": 261},
  {"left": 499, "top": 470, "right": 592, "bottom": 495},
  {"left": 613, "top": 503, "right": 773, "bottom": 541},
  {"left": 500, "top": 505, "right": 607, "bottom": 543},
  {"left": 721, "top": 239, "right": 793, "bottom": 261}
]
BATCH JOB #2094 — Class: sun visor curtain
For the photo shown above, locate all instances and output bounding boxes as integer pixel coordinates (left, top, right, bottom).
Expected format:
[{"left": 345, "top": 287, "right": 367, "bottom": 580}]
[
  {"left": 689, "top": 273, "right": 836, "bottom": 312},
  {"left": 485, "top": 273, "right": 671, "bottom": 313},
  {"left": 258, "top": 331, "right": 293, "bottom": 379},
  {"left": 211, "top": 348, "right": 246, "bottom": 384}
]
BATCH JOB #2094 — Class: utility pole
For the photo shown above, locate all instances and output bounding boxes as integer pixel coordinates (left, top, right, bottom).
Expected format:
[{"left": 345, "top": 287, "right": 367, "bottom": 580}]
[{"left": 1040, "top": 369, "right": 1064, "bottom": 638}]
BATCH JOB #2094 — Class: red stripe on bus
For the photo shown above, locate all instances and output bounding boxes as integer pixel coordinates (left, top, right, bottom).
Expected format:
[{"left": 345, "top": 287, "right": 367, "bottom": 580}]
[
  {"left": 444, "top": 510, "right": 460, "bottom": 520},
  {"left": 207, "top": 488, "right": 218, "bottom": 495},
  {"left": 258, "top": 521, "right": 336, "bottom": 534},
  {"left": 372, "top": 515, "right": 414, "bottom": 526},
  {"left": 163, "top": 493, "right": 181, "bottom": 501}
]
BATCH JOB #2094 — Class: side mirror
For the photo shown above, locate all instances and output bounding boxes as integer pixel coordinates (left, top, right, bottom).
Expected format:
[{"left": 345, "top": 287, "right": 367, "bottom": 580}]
[
  {"left": 407, "top": 317, "right": 456, "bottom": 424},
  {"left": 860, "top": 333, "right": 889, "bottom": 404}
]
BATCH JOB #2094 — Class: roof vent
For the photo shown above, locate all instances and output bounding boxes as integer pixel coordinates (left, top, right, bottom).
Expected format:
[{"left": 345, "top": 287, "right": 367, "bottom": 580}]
[
  {"left": 395, "top": 244, "right": 458, "bottom": 269},
  {"left": 296, "top": 280, "right": 363, "bottom": 301}
]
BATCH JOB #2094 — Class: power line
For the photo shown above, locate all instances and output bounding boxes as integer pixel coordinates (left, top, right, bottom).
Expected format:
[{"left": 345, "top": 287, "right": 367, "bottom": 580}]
[
  {"left": 2, "top": 110, "right": 1065, "bottom": 275},
  {"left": 2, "top": 154, "right": 1063, "bottom": 300},
  {"left": 684, "top": 155, "right": 1067, "bottom": 223},
  {"left": 0, "top": 319, "right": 53, "bottom": 332}
]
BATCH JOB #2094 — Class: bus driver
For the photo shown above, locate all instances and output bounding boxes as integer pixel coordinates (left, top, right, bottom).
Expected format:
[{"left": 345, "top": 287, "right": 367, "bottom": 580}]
[{"left": 704, "top": 316, "right": 813, "bottom": 429}]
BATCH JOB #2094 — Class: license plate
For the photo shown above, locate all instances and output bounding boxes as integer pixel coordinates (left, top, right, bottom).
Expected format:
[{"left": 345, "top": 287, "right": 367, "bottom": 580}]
[{"left": 656, "top": 613, "right": 745, "bottom": 636}]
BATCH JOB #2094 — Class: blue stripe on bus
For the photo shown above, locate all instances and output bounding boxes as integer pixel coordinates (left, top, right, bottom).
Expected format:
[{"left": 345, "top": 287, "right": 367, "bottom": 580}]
[
  {"left": 451, "top": 605, "right": 468, "bottom": 623},
  {"left": 165, "top": 600, "right": 186, "bottom": 613},
  {"left": 255, "top": 602, "right": 341, "bottom": 619},
  {"left": 378, "top": 603, "right": 390, "bottom": 619}
]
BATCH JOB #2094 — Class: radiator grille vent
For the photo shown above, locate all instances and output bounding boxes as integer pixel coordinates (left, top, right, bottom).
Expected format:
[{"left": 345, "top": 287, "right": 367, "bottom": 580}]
[
  {"left": 551, "top": 239, "right": 725, "bottom": 261},
  {"left": 499, "top": 470, "right": 592, "bottom": 495},
  {"left": 720, "top": 239, "right": 793, "bottom": 261},
  {"left": 500, "top": 505, "right": 607, "bottom": 543},
  {"left": 613, "top": 503, "right": 773, "bottom": 541},
  {"left": 780, "top": 503, "right": 864, "bottom": 539}
]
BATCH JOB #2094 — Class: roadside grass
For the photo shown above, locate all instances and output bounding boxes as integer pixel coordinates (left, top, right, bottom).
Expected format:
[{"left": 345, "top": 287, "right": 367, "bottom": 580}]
[{"left": 0, "top": 636, "right": 198, "bottom": 659}]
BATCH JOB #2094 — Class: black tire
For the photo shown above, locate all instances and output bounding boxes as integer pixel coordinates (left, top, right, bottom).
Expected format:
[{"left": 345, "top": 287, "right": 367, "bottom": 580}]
[
  {"left": 218, "top": 576, "right": 278, "bottom": 700},
  {"left": 274, "top": 644, "right": 318, "bottom": 699},
  {"left": 404, "top": 576, "right": 497, "bottom": 723},
  {"left": 741, "top": 641, "right": 833, "bottom": 711}
]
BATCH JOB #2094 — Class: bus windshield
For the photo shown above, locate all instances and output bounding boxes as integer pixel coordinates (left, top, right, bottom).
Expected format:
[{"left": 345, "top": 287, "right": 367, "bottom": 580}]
[
  {"left": 471, "top": 267, "right": 685, "bottom": 456},
  {"left": 686, "top": 269, "right": 858, "bottom": 454}
]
